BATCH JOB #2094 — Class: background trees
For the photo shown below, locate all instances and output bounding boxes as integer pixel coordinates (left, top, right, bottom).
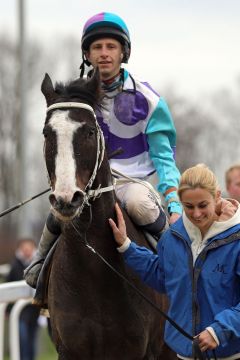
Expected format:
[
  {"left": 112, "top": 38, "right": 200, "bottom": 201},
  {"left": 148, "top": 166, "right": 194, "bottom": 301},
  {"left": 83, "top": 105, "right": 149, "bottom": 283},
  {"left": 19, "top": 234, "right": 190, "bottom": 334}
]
[{"left": 166, "top": 82, "right": 240, "bottom": 183}]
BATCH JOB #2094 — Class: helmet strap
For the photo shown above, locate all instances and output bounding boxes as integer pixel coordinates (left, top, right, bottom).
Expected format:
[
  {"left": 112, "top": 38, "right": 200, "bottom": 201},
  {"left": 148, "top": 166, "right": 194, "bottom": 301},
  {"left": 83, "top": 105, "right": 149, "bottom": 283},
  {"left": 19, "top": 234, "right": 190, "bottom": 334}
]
[
  {"left": 79, "top": 53, "right": 91, "bottom": 78},
  {"left": 79, "top": 61, "right": 85, "bottom": 78}
]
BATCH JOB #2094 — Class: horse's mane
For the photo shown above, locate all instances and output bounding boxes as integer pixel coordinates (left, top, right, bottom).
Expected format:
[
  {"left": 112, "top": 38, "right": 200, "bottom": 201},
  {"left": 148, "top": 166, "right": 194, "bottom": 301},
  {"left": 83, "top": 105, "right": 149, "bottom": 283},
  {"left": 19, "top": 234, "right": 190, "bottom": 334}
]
[{"left": 54, "top": 77, "right": 101, "bottom": 108}]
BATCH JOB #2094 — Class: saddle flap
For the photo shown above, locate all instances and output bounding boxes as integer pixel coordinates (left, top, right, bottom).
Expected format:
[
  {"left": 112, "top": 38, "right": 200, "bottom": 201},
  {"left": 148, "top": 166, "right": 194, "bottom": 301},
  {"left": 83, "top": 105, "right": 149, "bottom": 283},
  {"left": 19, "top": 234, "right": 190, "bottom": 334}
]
[{"left": 32, "top": 238, "right": 59, "bottom": 308}]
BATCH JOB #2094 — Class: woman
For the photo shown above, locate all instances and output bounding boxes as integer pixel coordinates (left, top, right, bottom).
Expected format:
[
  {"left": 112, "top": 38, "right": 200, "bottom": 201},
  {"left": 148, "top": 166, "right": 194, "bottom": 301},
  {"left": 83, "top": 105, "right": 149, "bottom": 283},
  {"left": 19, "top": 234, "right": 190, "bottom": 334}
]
[{"left": 109, "top": 164, "right": 240, "bottom": 360}]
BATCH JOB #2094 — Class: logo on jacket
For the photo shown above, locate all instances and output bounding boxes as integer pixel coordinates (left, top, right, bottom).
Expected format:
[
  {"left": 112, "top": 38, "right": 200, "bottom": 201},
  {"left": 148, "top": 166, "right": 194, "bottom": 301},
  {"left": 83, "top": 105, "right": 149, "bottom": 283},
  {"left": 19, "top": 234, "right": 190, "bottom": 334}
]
[{"left": 212, "top": 264, "right": 227, "bottom": 274}]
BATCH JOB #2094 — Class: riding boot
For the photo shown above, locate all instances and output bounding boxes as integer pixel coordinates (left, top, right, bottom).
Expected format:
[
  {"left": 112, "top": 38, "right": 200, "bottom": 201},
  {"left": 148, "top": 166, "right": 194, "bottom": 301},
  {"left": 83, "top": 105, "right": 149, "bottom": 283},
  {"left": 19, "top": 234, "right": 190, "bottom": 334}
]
[
  {"left": 141, "top": 205, "right": 168, "bottom": 239},
  {"left": 141, "top": 207, "right": 169, "bottom": 250},
  {"left": 24, "top": 213, "right": 61, "bottom": 289}
]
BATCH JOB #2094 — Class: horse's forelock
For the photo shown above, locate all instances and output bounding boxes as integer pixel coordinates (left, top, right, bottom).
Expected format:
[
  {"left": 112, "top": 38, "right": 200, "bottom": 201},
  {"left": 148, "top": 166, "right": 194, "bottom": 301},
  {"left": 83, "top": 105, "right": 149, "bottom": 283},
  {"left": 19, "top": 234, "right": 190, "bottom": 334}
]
[{"left": 54, "top": 78, "right": 100, "bottom": 108}]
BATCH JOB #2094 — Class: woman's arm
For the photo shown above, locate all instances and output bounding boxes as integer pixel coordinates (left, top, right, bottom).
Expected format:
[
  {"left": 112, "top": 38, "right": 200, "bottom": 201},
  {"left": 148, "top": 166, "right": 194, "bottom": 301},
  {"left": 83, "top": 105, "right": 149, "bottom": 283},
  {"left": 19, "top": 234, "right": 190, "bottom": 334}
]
[{"left": 109, "top": 203, "right": 166, "bottom": 293}]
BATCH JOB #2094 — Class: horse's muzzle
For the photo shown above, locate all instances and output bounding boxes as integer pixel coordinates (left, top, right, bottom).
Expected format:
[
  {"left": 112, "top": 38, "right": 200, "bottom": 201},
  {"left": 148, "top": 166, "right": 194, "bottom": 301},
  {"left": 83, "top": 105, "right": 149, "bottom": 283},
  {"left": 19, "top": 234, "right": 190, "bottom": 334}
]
[{"left": 49, "top": 191, "right": 85, "bottom": 218}]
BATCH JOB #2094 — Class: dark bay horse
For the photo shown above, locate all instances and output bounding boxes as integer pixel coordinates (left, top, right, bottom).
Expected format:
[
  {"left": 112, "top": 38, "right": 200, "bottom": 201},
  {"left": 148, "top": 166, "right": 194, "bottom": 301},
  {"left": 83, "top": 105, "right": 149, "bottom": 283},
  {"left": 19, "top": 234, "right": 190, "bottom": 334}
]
[{"left": 41, "top": 70, "right": 176, "bottom": 360}]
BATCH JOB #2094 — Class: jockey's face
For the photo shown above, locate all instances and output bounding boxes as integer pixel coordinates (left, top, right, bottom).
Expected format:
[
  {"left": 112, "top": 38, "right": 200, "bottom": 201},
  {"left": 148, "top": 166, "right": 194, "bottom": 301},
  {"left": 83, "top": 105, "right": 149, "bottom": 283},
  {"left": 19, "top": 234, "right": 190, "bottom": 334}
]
[
  {"left": 86, "top": 38, "right": 123, "bottom": 80},
  {"left": 181, "top": 187, "right": 219, "bottom": 236}
]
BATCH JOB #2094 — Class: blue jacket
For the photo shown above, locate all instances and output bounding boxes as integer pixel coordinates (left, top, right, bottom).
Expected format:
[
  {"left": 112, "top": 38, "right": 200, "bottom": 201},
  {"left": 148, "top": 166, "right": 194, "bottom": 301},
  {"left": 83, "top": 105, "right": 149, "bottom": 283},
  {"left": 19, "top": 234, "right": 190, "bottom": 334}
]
[{"left": 122, "top": 218, "right": 240, "bottom": 358}]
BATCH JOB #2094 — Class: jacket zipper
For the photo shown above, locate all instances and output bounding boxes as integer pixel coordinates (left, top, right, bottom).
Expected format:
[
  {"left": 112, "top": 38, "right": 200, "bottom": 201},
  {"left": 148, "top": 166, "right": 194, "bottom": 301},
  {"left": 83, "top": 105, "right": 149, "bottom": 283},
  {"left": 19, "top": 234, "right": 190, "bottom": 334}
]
[{"left": 171, "top": 229, "right": 198, "bottom": 338}]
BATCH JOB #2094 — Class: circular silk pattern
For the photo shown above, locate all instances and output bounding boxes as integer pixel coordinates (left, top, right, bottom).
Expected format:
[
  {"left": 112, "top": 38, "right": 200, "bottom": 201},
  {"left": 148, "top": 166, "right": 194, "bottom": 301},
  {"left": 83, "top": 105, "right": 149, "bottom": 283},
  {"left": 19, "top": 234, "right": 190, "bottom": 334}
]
[{"left": 113, "top": 91, "right": 149, "bottom": 125}]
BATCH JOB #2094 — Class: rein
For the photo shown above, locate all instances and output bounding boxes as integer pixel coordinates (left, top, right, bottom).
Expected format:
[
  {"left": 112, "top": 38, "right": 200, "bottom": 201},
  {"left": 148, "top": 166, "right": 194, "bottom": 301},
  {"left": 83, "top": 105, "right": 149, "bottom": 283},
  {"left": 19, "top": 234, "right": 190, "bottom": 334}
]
[{"left": 0, "top": 188, "right": 51, "bottom": 218}]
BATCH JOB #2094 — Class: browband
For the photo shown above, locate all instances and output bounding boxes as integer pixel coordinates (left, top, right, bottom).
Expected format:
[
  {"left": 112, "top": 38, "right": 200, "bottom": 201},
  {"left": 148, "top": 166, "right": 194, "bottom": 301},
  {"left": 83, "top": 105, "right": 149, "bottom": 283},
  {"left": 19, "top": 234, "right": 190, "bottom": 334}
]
[{"left": 46, "top": 102, "right": 95, "bottom": 116}]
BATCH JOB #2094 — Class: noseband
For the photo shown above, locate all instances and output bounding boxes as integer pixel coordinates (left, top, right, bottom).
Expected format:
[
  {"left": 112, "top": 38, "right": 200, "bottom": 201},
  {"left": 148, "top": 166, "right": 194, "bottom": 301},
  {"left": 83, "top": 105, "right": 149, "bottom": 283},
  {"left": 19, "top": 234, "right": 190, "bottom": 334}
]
[{"left": 46, "top": 102, "right": 115, "bottom": 216}]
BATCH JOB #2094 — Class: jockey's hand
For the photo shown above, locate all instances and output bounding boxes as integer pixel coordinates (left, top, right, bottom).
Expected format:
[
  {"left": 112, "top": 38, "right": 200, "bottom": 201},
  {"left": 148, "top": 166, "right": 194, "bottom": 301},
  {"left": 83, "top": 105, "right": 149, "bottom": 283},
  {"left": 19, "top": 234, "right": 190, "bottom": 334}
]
[
  {"left": 215, "top": 197, "right": 238, "bottom": 221},
  {"left": 169, "top": 212, "right": 181, "bottom": 224},
  {"left": 109, "top": 203, "right": 127, "bottom": 247},
  {"left": 196, "top": 329, "right": 218, "bottom": 352}
]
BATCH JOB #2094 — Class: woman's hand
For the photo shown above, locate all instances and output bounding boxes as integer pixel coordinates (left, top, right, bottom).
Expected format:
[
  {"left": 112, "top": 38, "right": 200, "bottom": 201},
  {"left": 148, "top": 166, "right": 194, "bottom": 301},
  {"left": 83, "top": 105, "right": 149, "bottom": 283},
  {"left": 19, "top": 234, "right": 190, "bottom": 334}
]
[
  {"left": 196, "top": 329, "right": 218, "bottom": 352},
  {"left": 109, "top": 203, "right": 127, "bottom": 247}
]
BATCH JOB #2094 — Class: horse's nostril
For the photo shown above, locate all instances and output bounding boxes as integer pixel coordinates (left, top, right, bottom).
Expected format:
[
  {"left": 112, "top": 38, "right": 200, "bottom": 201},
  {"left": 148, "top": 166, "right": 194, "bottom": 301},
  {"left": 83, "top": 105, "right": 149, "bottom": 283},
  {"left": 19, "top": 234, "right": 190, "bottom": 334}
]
[
  {"left": 49, "top": 192, "right": 84, "bottom": 217},
  {"left": 49, "top": 195, "right": 66, "bottom": 210},
  {"left": 49, "top": 194, "right": 57, "bottom": 207},
  {"left": 71, "top": 191, "right": 84, "bottom": 206}
]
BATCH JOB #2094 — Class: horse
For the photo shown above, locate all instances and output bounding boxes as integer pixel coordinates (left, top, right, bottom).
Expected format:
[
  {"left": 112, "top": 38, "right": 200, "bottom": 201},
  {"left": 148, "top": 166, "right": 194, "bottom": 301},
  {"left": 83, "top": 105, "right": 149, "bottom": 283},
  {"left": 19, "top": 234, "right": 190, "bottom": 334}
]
[{"left": 41, "top": 69, "right": 177, "bottom": 360}]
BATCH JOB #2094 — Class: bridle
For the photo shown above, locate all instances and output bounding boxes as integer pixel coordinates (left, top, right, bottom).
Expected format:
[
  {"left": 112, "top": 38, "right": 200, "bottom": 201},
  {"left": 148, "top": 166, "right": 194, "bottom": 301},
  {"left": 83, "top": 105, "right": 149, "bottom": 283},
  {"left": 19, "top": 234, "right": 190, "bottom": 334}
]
[{"left": 46, "top": 102, "right": 115, "bottom": 216}]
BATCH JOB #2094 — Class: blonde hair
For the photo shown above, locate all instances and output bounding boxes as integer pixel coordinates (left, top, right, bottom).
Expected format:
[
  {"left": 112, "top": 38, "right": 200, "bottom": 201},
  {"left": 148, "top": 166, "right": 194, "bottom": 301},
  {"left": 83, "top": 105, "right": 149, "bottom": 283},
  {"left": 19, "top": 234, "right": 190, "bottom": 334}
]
[
  {"left": 225, "top": 164, "right": 240, "bottom": 187},
  {"left": 178, "top": 164, "right": 219, "bottom": 200}
]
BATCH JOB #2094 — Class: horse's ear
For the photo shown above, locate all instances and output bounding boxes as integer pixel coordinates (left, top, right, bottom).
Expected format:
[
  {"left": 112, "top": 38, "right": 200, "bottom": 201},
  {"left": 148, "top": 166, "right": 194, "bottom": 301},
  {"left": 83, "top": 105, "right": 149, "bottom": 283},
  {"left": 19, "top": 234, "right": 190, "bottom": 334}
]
[
  {"left": 41, "top": 73, "right": 58, "bottom": 106},
  {"left": 86, "top": 68, "right": 101, "bottom": 101}
]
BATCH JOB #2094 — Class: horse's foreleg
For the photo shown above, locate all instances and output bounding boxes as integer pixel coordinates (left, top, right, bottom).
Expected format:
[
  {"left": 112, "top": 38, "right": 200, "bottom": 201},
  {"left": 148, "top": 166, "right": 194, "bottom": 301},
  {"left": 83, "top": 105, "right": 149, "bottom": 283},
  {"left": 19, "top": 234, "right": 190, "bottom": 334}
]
[
  {"left": 142, "top": 342, "right": 177, "bottom": 360},
  {"left": 57, "top": 345, "right": 75, "bottom": 360},
  {"left": 158, "top": 343, "right": 177, "bottom": 360}
]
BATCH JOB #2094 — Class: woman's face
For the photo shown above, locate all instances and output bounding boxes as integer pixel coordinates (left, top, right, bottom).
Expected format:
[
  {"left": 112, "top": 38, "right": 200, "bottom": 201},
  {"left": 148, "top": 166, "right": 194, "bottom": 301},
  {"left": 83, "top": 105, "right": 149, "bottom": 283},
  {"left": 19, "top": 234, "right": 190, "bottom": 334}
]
[{"left": 181, "top": 187, "right": 219, "bottom": 235}]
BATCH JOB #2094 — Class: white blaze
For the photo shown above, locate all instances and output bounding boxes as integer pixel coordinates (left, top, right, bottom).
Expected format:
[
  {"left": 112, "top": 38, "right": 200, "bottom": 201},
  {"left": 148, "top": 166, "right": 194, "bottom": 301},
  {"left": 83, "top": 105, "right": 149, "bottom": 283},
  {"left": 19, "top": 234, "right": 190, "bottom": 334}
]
[{"left": 49, "top": 111, "right": 85, "bottom": 202}]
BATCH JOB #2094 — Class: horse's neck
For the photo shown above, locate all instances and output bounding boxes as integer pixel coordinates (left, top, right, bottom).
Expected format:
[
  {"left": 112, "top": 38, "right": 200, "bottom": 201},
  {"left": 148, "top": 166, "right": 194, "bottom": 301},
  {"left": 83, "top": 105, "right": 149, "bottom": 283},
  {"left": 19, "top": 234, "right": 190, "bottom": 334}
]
[
  {"left": 92, "top": 161, "right": 116, "bottom": 208},
  {"left": 91, "top": 190, "right": 116, "bottom": 223},
  {"left": 61, "top": 162, "right": 116, "bottom": 254},
  {"left": 61, "top": 191, "right": 116, "bottom": 262}
]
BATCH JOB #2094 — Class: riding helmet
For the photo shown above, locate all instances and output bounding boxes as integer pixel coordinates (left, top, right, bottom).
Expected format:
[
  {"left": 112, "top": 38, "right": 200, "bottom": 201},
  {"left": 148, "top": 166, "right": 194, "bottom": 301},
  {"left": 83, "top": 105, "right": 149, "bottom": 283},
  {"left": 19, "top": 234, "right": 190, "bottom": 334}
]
[{"left": 81, "top": 12, "right": 131, "bottom": 64}]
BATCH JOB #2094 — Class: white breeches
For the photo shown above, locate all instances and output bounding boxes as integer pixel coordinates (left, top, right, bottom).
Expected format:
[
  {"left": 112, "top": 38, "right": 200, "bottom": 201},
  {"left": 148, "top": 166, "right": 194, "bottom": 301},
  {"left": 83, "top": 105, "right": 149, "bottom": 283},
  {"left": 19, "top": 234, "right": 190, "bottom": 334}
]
[{"left": 115, "top": 173, "right": 163, "bottom": 226}]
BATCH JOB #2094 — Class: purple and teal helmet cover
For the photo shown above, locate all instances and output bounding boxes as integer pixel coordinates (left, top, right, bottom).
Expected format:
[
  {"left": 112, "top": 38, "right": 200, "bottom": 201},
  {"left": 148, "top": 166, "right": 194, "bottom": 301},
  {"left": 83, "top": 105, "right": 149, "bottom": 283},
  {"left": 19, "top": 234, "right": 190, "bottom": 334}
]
[{"left": 81, "top": 12, "right": 131, "bottom": 63}]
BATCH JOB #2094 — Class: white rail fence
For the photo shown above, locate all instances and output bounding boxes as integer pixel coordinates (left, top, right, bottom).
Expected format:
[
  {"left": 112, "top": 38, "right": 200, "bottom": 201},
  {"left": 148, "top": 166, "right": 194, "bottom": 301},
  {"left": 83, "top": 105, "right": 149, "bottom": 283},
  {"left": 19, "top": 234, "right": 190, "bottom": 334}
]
[{"left": 0, "top": 280, "right": 35, "bottom": 360}]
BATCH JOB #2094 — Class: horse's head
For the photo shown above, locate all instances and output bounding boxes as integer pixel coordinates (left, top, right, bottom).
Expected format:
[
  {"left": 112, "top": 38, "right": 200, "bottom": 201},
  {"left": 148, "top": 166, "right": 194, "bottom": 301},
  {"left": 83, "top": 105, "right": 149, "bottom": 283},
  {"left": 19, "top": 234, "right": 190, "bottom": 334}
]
[{"left": 41, "top": 70, "right": 106, "bottom": 221}]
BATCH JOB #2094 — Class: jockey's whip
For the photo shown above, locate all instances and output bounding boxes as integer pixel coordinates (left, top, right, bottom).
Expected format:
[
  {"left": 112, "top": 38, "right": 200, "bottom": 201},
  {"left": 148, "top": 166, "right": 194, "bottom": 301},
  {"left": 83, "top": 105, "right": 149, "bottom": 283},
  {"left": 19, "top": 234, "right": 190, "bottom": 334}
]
[{"left": 0, "top": 188, "right": 51, "bottom": 218}]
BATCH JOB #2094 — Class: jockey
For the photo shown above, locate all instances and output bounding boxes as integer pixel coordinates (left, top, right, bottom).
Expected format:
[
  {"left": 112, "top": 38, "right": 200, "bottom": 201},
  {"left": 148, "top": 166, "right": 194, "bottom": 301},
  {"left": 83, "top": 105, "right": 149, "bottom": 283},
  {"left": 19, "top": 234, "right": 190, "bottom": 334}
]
[{"left": 24, "top": 12, "right": 182, "bottom": 289}]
